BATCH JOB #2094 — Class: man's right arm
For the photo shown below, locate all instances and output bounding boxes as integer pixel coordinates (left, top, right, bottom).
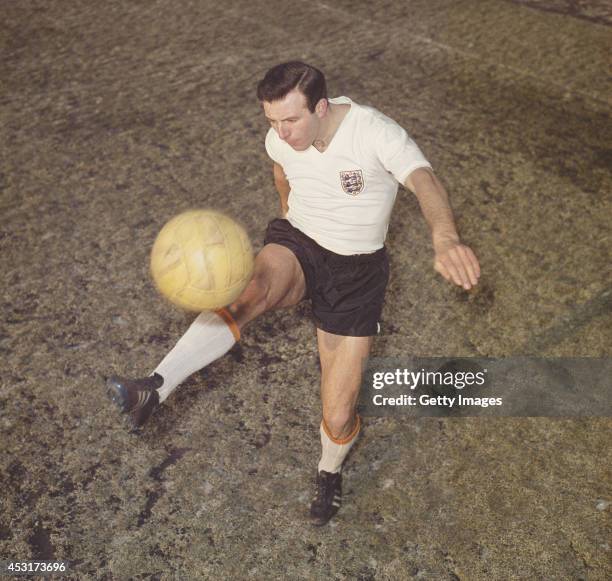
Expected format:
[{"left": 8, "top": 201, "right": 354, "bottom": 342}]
[{"left": 273, "top": 162, "right": 290, "bottom": 218}]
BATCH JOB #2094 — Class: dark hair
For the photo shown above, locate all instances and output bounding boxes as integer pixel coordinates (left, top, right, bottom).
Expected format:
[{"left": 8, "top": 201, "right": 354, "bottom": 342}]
[{"left": 256, "top": 61, "right": 327, "bottom": 113}]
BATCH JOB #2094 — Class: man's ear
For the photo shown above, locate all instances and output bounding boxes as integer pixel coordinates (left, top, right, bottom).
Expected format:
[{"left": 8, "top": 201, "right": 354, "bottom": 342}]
[{"left": 315, "top": 98, "right": 328, "bottom": 117}]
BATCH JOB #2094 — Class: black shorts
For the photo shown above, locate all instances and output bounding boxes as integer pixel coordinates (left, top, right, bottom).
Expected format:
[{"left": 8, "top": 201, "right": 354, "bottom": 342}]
[{"left": 264, "top": 218, "right": 389, "bottom": 337}]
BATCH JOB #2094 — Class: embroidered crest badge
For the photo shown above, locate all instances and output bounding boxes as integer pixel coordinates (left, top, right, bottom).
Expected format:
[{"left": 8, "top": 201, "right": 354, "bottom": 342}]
[{"left": 340, "top": 170, "right": 365, "bottom": 196}]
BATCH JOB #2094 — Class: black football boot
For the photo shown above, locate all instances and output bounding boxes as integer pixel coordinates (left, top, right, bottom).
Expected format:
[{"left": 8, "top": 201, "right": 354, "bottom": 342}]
[
  {"left": 106, "top": 373, "right": 163, "bottom": 429},
  {"left": 309, "top": 470, "right": 342, "bottom": 526}
]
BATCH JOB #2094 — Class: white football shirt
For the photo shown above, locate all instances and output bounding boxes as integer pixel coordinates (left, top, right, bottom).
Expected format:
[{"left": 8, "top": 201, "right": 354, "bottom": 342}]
[{"left": 265, "top": 96, "right": 432, "bottom": 255}]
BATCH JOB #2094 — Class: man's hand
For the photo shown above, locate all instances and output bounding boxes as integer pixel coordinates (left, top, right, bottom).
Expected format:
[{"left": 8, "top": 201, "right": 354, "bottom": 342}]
[
  {"left": 406, "top": 168, "right": 481, "bottom": 291},
  {"left": 433, "top": 237, "right": 480, "bottom": 290}
]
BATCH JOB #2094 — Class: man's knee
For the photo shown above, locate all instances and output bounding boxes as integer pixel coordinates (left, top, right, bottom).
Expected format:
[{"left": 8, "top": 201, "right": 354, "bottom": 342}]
[
  {"left": 229, "top": 245, "right": 304, "bottom": 326},
  {"left": 255, "top": 244, "right": 305, "bottom": 306}
]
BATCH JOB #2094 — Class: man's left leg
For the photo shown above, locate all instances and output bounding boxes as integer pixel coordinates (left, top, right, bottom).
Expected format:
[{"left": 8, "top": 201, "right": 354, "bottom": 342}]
[{"left": 310, "top": 329, "right": 373, "bottom": 526}]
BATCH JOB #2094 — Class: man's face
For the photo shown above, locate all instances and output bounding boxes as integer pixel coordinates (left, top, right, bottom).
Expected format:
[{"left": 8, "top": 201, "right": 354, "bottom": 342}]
[{"left": 263, "top": 89, "right": 325, "bottom": 151}]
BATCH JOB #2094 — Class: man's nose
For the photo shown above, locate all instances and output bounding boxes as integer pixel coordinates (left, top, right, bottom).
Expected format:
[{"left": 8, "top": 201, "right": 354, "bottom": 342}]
[{"left": 278, "top": 124, "right": 289, "bottom": 140}]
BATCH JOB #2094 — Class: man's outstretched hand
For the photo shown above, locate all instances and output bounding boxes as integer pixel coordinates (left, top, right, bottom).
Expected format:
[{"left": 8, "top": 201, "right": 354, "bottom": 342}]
[{"left": 433, "top": 239, "right": 481, "bottom": 290}]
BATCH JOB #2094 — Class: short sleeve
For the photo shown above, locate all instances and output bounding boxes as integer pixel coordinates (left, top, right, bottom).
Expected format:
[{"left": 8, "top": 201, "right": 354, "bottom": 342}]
[
  {"left": 265, "top": 128, "right": 283, "bottom": 166},
  {"left": 374, "top": 114, "right": 432, "bottom": 184}
]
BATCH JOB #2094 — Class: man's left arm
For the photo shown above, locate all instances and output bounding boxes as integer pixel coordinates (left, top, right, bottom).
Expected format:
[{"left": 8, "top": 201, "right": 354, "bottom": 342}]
[{"left": 405, "top": 167, "right": 480, "bottom": 290}]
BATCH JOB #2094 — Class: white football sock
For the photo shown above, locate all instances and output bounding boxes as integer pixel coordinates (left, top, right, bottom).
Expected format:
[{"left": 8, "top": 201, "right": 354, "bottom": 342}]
[
  {"left": 154, "top": 309, "right": 239, "bottom": 403},
  {"left": 318, "top": 415, "right": 361, "bottom": 474}
]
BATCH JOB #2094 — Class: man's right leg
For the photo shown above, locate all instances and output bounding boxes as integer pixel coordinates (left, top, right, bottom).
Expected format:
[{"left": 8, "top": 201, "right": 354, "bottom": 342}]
[
  {"left": 107, "top": 243, "right": 305, "bottom": 428},
  {"left": 226, "top": 243, "right": 306, "bottom": 329}
]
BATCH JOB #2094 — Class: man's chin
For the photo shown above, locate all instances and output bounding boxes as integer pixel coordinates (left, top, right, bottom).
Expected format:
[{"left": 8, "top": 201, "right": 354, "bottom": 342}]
[{"left": 288, "top": 141, "right": 309, "bottom": 151}]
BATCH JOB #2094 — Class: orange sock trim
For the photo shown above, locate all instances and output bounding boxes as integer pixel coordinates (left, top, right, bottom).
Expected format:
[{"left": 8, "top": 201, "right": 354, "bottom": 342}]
[
  {"left": 322, "top": 414, "right": 361, "bottom": 445},
  {"left": 216, "top": 308, "right": 240, "bottom": 342}
]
